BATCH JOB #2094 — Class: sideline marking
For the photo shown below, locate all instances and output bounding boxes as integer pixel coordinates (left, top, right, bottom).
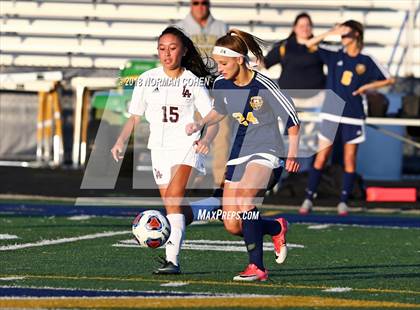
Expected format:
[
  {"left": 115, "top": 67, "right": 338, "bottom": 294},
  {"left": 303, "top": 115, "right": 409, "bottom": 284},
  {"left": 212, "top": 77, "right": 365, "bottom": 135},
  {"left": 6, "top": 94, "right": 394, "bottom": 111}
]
[
  {"left": 1, "top": 274, "right": 419, "bottom": 296},
  {"left": 0, "top": 285, "right": 220, "bottom": 297},
  {"left": 0, "top": 296, "right": 418, "bottom": 308},
  {"left": 0, "top": 231, "right": 130, "bottom": 251}
]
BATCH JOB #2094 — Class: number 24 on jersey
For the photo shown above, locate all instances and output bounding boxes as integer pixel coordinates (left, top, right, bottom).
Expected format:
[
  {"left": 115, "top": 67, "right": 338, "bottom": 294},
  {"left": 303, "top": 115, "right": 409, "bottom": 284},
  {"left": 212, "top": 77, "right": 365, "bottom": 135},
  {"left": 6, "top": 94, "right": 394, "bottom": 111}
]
[{"left": 232, "top": 112, "right": 259, "bottom": 126}]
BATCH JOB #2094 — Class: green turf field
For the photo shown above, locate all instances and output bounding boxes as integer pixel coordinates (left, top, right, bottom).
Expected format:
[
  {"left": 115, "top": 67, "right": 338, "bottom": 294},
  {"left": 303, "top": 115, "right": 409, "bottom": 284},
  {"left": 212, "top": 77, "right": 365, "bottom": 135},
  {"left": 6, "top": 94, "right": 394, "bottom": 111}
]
[{"left": 1, "top": 214, "right": 419, "bottom": 309}]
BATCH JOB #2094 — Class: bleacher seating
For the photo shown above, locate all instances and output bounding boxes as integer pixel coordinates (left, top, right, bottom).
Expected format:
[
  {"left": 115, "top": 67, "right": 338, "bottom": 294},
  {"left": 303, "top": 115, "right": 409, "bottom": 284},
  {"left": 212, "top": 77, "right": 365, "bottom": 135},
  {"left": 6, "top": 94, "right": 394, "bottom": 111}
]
[{"left": 0, "top": 0, "right": 418, "bottom": 77}]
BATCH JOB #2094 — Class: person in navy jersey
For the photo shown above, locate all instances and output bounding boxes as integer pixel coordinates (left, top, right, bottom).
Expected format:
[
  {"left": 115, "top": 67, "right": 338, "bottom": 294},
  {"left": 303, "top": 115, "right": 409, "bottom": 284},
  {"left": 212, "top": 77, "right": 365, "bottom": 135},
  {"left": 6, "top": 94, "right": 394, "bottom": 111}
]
[
  {"left": 264, "top": 12, "right": 325, "bottom": 93},
  {"left": 299, "top": 20, "right": 395, "bottom": 216},
  {"left": 186, "top": 29, "right": 300, "bottom": 281}
]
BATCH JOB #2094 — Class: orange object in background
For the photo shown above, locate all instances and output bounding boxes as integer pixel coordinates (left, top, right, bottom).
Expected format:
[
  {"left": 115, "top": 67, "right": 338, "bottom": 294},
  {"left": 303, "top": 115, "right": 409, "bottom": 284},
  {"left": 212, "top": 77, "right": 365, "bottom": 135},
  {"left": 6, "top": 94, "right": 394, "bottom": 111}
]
[{"left": 366, "top": 187, "right": 417, "bottom": 202}]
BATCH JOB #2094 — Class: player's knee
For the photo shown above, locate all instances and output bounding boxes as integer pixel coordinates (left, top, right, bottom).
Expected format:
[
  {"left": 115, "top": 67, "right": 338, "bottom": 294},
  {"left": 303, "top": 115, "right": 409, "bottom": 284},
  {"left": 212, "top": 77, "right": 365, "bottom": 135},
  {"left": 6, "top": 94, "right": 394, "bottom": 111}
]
[
  {"left": 344, "top": 155, "right": 356, "bottom": 170},
  {"left": 165, "top": 205, "right": 182, "bottom": 214},
  {"left": 234, "top": 191, "right": 254, "bottom": 211},
  {"left": 224, "top": 220, "right": 242, "bottom": 236},
  {"left": 314, "top": 155, "right": 328, "bottom": 169},
  {"left": 164, "top": 188, "right": 184, "bottom": 198},
  {"left": 163, "top": 188, "right": 185, "bottom": 204}
]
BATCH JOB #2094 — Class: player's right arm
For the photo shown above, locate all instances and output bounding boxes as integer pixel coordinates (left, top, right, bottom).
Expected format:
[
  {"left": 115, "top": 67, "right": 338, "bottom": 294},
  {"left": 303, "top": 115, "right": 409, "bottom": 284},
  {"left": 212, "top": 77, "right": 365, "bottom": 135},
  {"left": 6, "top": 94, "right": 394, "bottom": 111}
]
[
  {"left": 111, "top": 115, "right": 141, "bottom": 162},
  {"left": 111, "top": 74, "right": 146, "bottom": 162},
  {"left": 303, "top": 24, "right": 347, "bottom": 48}
]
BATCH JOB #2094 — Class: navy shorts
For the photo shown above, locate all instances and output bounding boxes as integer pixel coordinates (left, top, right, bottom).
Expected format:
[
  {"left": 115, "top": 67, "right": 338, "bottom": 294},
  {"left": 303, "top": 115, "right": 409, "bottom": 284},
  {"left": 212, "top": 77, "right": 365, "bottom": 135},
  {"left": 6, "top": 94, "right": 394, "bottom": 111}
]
[{"left": 319, "top": 120, "right": 365, "bottom": 144}]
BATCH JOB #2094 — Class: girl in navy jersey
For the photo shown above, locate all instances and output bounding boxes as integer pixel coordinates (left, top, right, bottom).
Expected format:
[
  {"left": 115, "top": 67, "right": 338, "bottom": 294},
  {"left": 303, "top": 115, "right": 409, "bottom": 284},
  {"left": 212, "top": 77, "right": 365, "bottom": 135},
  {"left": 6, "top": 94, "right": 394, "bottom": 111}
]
[
  {"left": 299, "top": 20, "right": 394, "bottom": 215},
  {"left": 111, "top": 26, "right": 218, "bottom": 275},
  {"left": 186, "top": 29, "right": 300, "bottom": 281}
]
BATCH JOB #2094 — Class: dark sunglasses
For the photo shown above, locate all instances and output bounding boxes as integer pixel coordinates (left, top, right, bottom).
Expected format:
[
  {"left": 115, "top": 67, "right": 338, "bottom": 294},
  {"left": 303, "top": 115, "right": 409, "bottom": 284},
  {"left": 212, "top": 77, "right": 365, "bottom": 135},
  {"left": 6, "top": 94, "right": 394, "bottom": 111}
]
[
  {"left": 341, "top": 30, "right": 357, "bottom": 39},
  {"left": 192, "top": 1, "right": 209, "bottom": 6}
]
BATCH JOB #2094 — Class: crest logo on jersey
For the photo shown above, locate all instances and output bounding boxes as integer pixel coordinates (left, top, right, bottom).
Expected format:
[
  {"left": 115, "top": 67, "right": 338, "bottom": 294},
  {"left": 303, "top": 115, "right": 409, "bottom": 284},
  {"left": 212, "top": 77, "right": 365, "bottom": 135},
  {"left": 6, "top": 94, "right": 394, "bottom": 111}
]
[
  {"left": 337, "top": 60, "right": 343, "bottom": 66},
  {"left": 182, "top": 85, "right": 192, "bottom": 98},
  {"left": 355, "top": 63, "right": 366, "bottom": 75},
  {"left": 250, "top": 96, "right": 264, "bottom": 111}
]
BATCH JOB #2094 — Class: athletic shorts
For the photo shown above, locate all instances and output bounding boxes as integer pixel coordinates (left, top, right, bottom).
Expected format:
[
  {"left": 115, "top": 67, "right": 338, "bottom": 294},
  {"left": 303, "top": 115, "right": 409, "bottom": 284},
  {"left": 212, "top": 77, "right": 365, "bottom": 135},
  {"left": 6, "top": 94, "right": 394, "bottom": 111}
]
[
  {"left": 225, "top": 153, "right": 284, "bottom": 183},
  {"left": 151, "top": 147, "right": 206, "bottom": 185},
  {"left": 319, "top": 120, "right": 366, "bottom": 144}
]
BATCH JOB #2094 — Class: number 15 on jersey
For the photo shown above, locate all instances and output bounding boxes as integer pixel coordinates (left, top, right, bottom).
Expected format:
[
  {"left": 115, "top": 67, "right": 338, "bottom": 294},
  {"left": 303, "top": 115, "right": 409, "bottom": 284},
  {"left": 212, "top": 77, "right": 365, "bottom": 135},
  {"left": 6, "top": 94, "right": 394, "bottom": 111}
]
[{"left": 162, "top": 106, "right": 179, "bottom": 123}]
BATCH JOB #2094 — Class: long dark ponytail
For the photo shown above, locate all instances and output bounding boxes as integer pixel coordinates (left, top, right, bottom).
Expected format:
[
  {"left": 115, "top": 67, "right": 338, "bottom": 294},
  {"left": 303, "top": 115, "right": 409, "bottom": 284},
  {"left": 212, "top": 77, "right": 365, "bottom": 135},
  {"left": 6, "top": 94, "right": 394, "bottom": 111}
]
[{"left": 159, "top": 26, "right": 213, "bottom": 85}]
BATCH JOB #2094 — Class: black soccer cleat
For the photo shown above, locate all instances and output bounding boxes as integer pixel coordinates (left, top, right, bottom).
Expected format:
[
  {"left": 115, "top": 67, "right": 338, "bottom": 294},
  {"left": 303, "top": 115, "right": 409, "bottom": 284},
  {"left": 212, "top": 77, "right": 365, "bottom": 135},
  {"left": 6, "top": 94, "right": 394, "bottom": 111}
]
[{"left": 153, "top": 256, "right": 181, "bottom": 275}]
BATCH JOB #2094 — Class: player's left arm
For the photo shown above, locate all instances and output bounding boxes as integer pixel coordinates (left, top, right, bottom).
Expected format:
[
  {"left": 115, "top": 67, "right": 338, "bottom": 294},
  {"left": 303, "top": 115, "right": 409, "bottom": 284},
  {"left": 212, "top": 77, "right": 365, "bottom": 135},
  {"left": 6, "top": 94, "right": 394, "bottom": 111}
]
[
  {"left": 352, "top": 78, "right": 395, "bottom": 96},
  {"left": 286, "top": 124, "right": 300, "bottom": 173},
  {"left": 353, "top": 56, "right": 395, "bottom": 96},
  {"left": 262, "top": 83, "right": 301, "bottom": 172}
]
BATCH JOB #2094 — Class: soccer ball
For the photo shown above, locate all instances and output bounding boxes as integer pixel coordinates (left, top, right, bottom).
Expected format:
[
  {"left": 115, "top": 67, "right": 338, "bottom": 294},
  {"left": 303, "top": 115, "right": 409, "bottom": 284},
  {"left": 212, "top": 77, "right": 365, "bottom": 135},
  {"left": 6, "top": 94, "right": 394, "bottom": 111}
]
[{"left": 132, "top": 210, "right": 171, "bottom": 248}]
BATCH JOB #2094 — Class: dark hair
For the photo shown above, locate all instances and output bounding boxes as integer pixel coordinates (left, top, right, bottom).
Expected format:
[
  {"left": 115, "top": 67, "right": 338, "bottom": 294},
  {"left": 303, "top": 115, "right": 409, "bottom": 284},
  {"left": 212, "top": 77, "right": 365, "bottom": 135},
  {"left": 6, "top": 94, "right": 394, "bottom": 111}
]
[
  {"left": 341, "top": 20, "right": 364, "bottom": 49},
  {"left": 288, "top": 12, "right": 313, "bottom": 39},
  {"left": 214, "top": 28, "right": 266, "bottom": 64},
  {"left": 159, "top": 26, "right": 213, "bottom": 83}
]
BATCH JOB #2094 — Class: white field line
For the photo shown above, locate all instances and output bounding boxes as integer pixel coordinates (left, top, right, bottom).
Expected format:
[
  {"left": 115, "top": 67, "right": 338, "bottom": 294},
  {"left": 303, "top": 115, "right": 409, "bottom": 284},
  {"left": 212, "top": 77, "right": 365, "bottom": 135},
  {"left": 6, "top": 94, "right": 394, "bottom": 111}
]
[
  {"left": 0, "top": 231, "right": 131, "bottom": 251},
  {"left": 0, "top": 277, "right": 25, "bottom": 281},
  {"left": 0, "top": 234, "right": 19, "bottom": 240},
  {"left": 323, "top": 287, "right": 353, "bottom": 293},
  {"left": 308, "top": 224, "right": 331, "bottom": 230},
  {"left": 114, "top": 239, "right": 305, "bottom": 252},
  {"left": 67, "top": 215, "right": 94, "bottom": 221},
  {"left": 180, "top": 244, "right": 270, "bottom": 252},
  {"left": 160, "top": 282, "right": 189, "bottom": 287}
]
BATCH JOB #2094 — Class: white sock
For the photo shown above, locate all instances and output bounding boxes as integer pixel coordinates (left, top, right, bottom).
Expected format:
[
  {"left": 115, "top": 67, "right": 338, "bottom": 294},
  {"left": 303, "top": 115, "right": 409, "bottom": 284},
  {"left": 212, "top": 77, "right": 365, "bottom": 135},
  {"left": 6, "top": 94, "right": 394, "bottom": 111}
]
[{"left": 165, "top": 213, "right": 185, "bottom": 266}]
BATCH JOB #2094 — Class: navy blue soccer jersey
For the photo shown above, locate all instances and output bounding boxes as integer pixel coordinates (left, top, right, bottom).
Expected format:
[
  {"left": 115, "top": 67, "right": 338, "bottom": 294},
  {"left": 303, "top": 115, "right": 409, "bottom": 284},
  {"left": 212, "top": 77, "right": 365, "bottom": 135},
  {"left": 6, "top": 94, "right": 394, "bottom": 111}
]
[
  {"left": 212, "top": 71, "right": 299, "bottom": 159},
  {"left": 318, "top": 45, "right": 390, "bottom": 121}
]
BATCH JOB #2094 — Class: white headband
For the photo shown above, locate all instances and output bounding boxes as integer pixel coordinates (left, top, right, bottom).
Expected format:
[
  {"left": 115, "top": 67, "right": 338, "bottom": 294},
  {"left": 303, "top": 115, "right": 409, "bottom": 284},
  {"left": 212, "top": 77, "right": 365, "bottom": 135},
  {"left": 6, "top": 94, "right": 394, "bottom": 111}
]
[{"left": 212, "top": 46, "right": 245, "bottom": 58}]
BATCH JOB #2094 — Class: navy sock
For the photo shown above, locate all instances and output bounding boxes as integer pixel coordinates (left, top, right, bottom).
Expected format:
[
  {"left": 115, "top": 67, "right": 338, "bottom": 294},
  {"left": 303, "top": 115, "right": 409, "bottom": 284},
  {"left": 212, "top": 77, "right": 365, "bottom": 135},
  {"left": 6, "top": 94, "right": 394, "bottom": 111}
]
[
  {"left": 212, "top": 187, "right": 224, "bottom": 198},
  {"left": 340, "top": 172, "right": 356, "bottom": 203},
  {"left": 305, "top": 167, "right": 323, "bottom": 200},
  {"left": 241, "top": 208, "right": 264, "bottom": 271},
  {"left": 261, "top": 218, "right": 281, "bottom": 236}
]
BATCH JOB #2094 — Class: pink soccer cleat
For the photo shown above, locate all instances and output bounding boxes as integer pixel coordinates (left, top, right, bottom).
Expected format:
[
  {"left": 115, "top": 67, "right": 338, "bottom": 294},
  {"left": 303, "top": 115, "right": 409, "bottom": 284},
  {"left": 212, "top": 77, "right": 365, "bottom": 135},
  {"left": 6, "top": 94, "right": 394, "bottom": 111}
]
[
  {"left": 233, "top": 264, "right": 268, "bottom": 282},
  {"left": 272, "top": 217, "right": 288, "bottom": 264}
]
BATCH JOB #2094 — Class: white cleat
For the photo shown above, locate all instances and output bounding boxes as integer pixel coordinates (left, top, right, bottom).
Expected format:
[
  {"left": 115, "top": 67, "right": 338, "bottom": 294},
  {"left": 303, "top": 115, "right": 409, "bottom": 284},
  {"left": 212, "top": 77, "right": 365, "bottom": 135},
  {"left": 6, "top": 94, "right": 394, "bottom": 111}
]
[
  {"left": 337, "top": 202, "right": 349, "bottom": 216},
  {"left": 299, "top": 199, "right": 313, "bottom": 215}
]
